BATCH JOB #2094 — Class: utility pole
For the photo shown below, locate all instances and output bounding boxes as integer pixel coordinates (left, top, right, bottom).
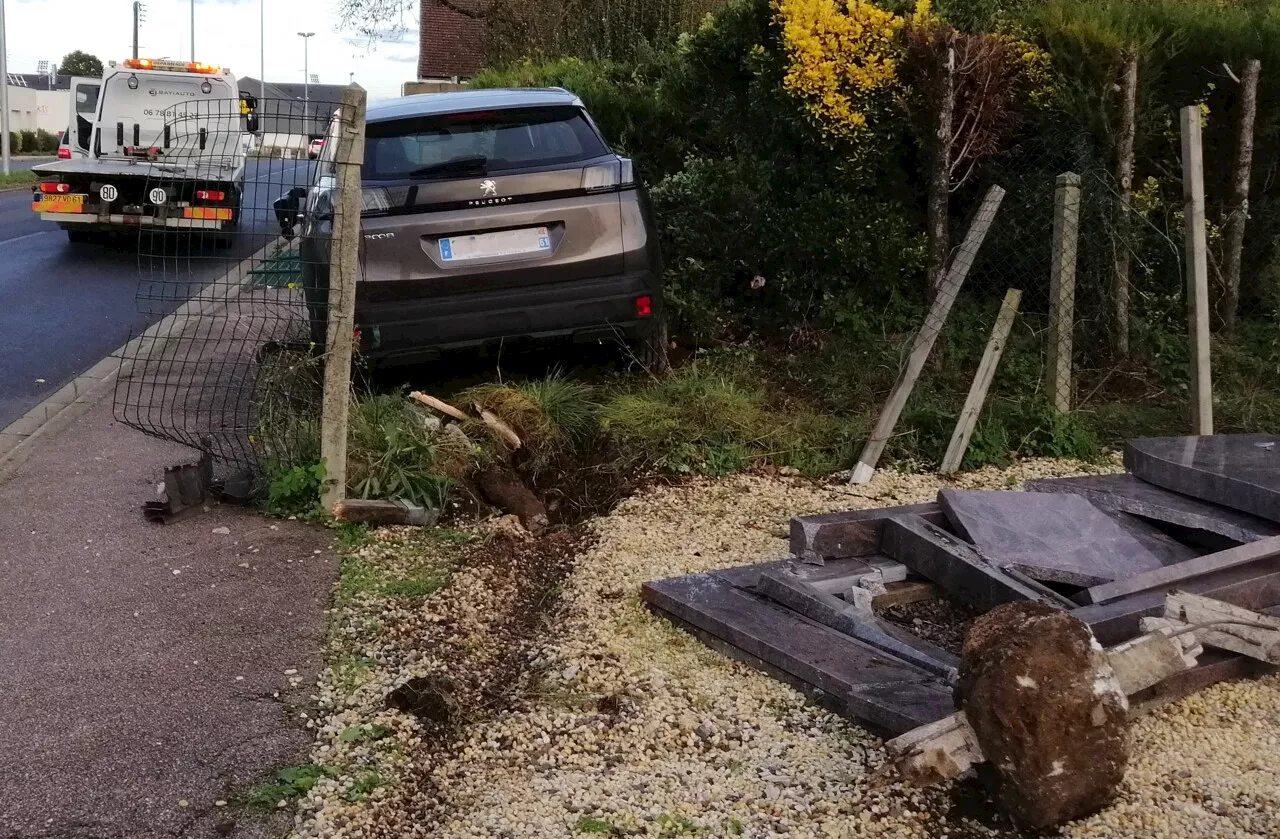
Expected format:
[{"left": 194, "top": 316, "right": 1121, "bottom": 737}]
[
  {"left": 132, "top": 2, "right": 144, "bottom": 61},
  {"left": 190, "top": 0, "right": 195, "bottom": 61},
  {"left": 260, "top": 0, "right": 266, "bottom": 104},
  {"left": 0, "top": 0, "right": 10, "bottom": 177},
  {"left": 298, "top": 32, "right": 314, "bottom": 105}
]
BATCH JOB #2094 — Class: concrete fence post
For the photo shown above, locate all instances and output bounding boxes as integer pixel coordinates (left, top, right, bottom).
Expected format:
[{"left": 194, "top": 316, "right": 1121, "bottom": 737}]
[
  {"left": 319, "top": 84, "right": 367, "bottom": 510},
  {"left": 1180, "top": 105, "right": 1214, "bottom": 435},
  {"left": 1046, "top": 172, "right": 1081, "bottom": 413}
]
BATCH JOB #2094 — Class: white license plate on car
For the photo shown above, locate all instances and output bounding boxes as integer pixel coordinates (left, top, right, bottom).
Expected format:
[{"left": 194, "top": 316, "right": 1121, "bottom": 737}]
[{"left": 439, "top": 227, "right": 551, "bottom": 262}]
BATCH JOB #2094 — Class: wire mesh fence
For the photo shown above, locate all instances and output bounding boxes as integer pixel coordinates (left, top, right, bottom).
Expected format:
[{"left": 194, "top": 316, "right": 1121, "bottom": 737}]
[{"left": 113, "top": 93, "right": 358, "bottom": 483}]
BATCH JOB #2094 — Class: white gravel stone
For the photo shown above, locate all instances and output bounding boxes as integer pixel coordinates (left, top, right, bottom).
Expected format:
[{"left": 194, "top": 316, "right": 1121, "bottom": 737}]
[{"left": 290, "top": 460, "right": 1280, "bottom": 839}]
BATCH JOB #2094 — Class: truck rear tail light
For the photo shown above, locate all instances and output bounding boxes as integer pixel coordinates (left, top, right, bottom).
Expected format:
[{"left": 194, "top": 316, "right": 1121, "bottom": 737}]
[
  {"left": 39, "top": 182, "right": 72, "bottom": 194},
  {"left": 635, "top": 295, "right": 653, "bottom": 318},
  {"left": 57, "top": 147, "right": 72, "bottom": 160},
  {"left": 184, "top": 207, "right": 234, "bottom": 221},
  {"left": 582, "top": 158, "right": 636, "bottom": 193},
  {"left": 195, "top": 190, "right": 226, "bottom": 202}
]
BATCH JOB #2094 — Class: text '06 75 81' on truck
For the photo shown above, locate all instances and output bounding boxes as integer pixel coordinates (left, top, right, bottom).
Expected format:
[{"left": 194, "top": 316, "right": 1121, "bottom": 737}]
[{"left": 31, "top": 58, "right": 248, "bottom": 244}]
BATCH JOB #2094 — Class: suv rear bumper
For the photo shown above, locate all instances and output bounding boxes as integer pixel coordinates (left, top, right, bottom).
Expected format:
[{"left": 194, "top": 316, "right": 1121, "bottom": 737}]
[{"left": 356, "top": 272, "right": 661, "bottom": 364}]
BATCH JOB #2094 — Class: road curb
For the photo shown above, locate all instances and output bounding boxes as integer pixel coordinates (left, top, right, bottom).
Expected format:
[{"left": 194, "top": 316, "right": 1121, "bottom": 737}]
[{"left": 0, "top": 236, "right": 291, "bottom": 484}]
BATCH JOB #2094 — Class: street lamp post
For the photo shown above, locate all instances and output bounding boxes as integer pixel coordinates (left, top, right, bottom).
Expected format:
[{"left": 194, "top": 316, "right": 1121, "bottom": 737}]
[
  {"left": 0, "top": 0, "right": 10, "bottom": 177},
  {"left": 298, "top": 31, "right": 314, "bottom": 135},
  {"left": 190, "top": 0, "right": 195, "bottom": 61},
  {"left": 298, "top": 32, "right": 314, "bottom": 104},
  {"left": 260, "top": 0, "right": 266, "bottom": 104}
]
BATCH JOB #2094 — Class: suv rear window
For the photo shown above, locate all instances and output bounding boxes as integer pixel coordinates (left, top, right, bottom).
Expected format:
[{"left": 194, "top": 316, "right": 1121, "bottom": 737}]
[{"left": 363, "top": 106, "right": 609, "bottom": 181}]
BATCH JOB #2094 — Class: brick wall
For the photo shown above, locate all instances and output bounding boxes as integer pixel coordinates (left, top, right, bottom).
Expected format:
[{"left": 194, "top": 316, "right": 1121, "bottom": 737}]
[{"left": 418, "top": 0, "right": 488, "bottom": 80}]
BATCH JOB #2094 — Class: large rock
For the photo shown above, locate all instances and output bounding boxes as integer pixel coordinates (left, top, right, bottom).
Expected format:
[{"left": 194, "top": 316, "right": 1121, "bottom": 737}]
[{"left": 956, "top": 602, "right": 1130, "bottom": 829}]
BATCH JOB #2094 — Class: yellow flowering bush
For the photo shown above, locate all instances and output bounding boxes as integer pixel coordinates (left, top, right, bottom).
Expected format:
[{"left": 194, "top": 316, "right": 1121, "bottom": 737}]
[{"left": 775, "top": 0, "right": 905, "bottom": 135}]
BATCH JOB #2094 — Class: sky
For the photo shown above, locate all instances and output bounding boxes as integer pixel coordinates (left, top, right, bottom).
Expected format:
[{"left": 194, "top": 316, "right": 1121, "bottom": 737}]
[{"left": 5, "top": 0, "right": 420, "bottom": 101}]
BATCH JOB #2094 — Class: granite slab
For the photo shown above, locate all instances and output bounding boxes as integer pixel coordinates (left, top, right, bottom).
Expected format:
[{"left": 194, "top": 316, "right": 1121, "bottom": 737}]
[
  {"left": 755, "top": 566, "right": 959, "bottom": 679},
  {"left": 789, "top": 503, "right": 948, "bottom": 562},
  {"left": 1127, "top": 434, "right": 1280, "bottom": 524},
  {"left": 1026, "top": 472, "right": 1280, "bottom": 546},
  {"left": 1071, "top": 554, "right": 1280, "bottom": 645},
  {"left": 641, "top": 572, "right": 952, "bottom": 735},
  {"left": 937, "top": 489, "right": 1166, "bottom": 585},
  {"left": 879, "top": 514, "right": 1050, "bottom": 611}
]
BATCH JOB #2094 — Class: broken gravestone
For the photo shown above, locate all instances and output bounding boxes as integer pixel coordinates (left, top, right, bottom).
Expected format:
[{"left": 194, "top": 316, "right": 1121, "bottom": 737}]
[{"left": 955, "top": 602, "right": 1130, "bottom": 829}]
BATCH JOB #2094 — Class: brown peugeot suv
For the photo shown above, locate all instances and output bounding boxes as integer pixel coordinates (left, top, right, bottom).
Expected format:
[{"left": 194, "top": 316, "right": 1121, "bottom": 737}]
[{"left": 285, "top": 88, "right": 664, "bottom": 366}]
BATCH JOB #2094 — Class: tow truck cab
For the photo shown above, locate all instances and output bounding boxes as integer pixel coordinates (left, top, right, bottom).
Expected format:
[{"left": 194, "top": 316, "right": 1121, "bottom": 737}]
[{"left": 32, "top": 58, "right": 247, "bottom": 241}]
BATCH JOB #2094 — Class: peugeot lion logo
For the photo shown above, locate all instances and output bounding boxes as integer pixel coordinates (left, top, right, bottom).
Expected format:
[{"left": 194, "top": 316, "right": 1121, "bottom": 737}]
[{"left": 480, "top": 179, "right": 498, "bottom": 197}]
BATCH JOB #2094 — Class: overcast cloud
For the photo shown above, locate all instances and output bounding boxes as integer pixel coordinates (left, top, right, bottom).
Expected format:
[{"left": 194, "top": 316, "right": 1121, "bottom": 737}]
[{"left": 6, "top": 0, "right": 418, "bottom": 100}]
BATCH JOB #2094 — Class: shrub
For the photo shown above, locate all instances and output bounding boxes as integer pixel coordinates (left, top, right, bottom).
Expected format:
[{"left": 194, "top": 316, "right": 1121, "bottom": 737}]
[
  {"left": 18, "top": 130, "right": 36, "bottom": 154},
  {"left": 8, "top": 132, "right": 21, "bottom": 155},
  {"left": 346, "top": 395, "right": 456, "bottom": 509},
  {"left": 35, "top": 129, "right": 57, "bottom": 153},
  {"left": 598, "top": 363, "right": 866, "bottom": 475}
]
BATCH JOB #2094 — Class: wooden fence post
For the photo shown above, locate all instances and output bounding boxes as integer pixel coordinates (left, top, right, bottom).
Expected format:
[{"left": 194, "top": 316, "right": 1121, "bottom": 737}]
[
  {"left": 1180, "top": 105, "right": 1213, "bottom": 436},
  {"left": 851, "top": 185, "right": 1006, "bottom": 484},
  {"left": 941, "top": 288, "right": 1022, "bottom": 474},
  {"left": 1046, "top": 172, "right": 1081, "bottom": 412},
  {"left": 319, "top": 84, "right": 368, "bottom": 510}
]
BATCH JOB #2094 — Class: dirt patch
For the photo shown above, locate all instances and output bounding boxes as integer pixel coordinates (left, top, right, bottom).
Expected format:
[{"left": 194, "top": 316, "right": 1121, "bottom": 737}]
[
  {"left": 297, "top": 525, "right": 594, "bottom": 838},
  {"left": 880, "top": 596, "right": 978, "bottom": 655}
]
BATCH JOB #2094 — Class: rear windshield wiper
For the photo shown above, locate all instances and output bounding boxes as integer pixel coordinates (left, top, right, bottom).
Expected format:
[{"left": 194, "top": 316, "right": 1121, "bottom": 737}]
[{"left": 407, "top": 156, "right": 489, "bottom": 179}]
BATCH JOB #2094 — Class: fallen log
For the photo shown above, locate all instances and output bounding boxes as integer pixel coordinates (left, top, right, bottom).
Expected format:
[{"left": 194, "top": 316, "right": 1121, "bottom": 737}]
[{"left": 333, "top": 498, "right": 436, "bottom": 527}]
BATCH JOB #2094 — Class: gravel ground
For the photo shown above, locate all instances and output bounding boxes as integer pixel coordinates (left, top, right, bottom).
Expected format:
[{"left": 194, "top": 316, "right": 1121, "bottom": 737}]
[{"left": 289, "top": 457, "right": 1280, "bottom": 838}]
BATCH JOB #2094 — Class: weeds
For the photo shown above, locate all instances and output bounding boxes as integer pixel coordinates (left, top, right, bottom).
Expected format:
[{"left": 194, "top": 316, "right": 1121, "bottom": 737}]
[
  {"left": 344, "top": 771, "right": 384, "bottom": 802},
  {"left": 575, "top": 816, "right": 616, "bottom": 834},
  {"left": 244, "top": 763, "right": 333, "bottom": 810}
]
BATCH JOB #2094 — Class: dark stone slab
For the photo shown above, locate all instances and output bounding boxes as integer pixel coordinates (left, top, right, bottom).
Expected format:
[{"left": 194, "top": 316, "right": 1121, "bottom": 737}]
[
  {"left": 1127, "top": 434, "right": 1280, "bottom": 524},
  {"left": 789, "top": 503, "right": 947, "bottom": 562},
  {"left": 880, "top": 515, "right": 1052, "bottom": 611},
  {"left": 756, "top": 566, "right": 959, "bottom": 679},
  {"left": 938, "top": 489, "right": 1165, "bottom": 585},
  {"left": 1086, "top": 535, "right": 1280, "bottom": 604},
  {"left": 1026, "top": 472, "right": 1280, "bottom": 546},
  {"left": 1127, "top": 649, "right": 1275, "bottom": 716},
  {"left": 1072, "top": 555, "right": 1280, "bottom": 645},
  {"left": 847, "top": 681, "right": 955, "bottom": 736},
  {"left": 712, "top": 557, "right": 876, "bottom": 592},
  {"left": 641, "top": 572, "right": 952, "bottom": 735}
]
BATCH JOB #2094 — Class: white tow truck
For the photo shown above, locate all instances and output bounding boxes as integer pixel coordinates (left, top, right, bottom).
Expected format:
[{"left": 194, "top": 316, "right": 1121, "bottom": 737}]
[{"left": 32, "top": 58, "right": 249, "bottom": 243}]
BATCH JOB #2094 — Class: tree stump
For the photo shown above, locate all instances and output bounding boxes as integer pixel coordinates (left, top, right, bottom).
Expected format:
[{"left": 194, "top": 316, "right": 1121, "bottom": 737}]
[{"left": 956, "top": 602, "right": 1130, "bottom": 829}]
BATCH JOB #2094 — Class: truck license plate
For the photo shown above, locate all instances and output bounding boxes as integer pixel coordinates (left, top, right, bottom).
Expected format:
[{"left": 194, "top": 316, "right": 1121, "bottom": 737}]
[
  {"left": 439, "top": 227, "right": 551, "bottom": 262},
  {"left": 34, "top": 194, "right": 85, "bottom": 214}
]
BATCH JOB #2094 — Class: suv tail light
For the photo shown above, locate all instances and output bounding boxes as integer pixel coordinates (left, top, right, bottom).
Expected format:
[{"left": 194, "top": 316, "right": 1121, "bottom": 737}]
[
  {"left": 57, "top": 147, "right": 72, "bottom": 160},
  {"left": 582, "top": 158, "right": 636, "bottom": 193}
]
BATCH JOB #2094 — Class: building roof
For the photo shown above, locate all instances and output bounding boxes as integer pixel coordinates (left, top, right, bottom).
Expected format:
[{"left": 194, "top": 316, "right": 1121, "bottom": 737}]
[
  {"left": 419, "top": 0, "right": 488, "bottom": 80},
  {"left": 367, "top": 88, "right": 581, "bottom": 123},
  {"left": 6, "top": 74, "right": 72, "bottom": 92},
  {"left": 238, "top": 76, "right": 349, "bottom": 136}
]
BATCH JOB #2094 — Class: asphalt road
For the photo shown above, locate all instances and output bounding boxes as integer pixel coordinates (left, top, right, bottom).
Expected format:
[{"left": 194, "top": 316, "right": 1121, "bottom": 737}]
[
  {"left": 0, "top": 158, "right": 314, "bottom": 428},
  {"left": 6, "top": 156, "right": 57, "bottom": 172}
]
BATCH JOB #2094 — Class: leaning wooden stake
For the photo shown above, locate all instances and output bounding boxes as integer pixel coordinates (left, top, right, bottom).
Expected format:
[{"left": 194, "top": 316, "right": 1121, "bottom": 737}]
[
  {"left": 1180, "top": 105, "right": 1214, "bottom": 435},
  {"left": 940, "top": 289, "right": 1021, "bottom": 473},
  {"left": 319, "top": 84, "right": 368, "bottom": 510},
  {"left": 851, "top": 185, "right": 1005, "bottom": 484},
  {"left": 1046, "top": 172, "right": 1081, "bottom": 412}
]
